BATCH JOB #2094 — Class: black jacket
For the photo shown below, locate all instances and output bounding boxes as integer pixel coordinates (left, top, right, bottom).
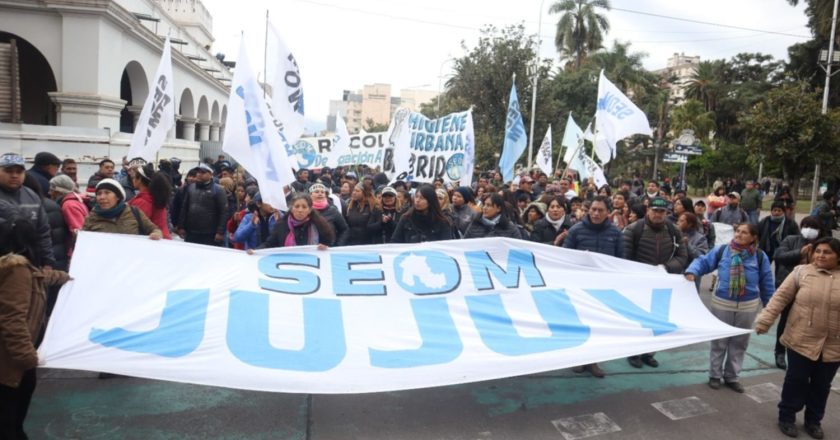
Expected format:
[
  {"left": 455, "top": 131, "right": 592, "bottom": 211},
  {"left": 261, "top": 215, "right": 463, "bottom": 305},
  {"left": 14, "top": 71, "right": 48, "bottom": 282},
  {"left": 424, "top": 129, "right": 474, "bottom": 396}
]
[
  {"left": 529, "top": 216, "right": 573, "bottom": 245},
  {"left": 757, "top": 216, "right": 800, "bottom": 262},
  {"left": 179, "top": 181, "right": 228, "bottom": 235},
  {"left": 463, "top": 215, "right": 521, "bottom": 239},
  {"left": 379, "top": 206, "right": 402, "bottom": 244},
  {"left": 0, "top": 186, "right": 55, "bottom": 267},
  {"left": 344, "top": 204, "right": 382, "bottom": 246},
  {"left": 390, "top": 211, "right": 453, "bottom": 243},
  {"left": 26, "top": 167, "right": 52, "bottom": 197},
  {"left": 773, "top": 235, "right": 809, "bottom": 287},
  {"left": 451, "top": 204, "right": 477, "bottom": 235},
  {"left": 315, "top": 203, "right": 348, "bottom": 246},
  {"left": 43, "top": 197, "right": 68, "bottom": 271}
]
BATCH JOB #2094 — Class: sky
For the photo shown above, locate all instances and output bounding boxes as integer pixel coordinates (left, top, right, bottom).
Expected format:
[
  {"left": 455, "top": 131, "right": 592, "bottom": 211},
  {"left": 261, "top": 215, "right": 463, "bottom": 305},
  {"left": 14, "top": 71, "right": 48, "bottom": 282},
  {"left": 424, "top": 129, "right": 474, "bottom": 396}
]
[{"left": 203, "top": 0, "right": 811, "bottom": 133}]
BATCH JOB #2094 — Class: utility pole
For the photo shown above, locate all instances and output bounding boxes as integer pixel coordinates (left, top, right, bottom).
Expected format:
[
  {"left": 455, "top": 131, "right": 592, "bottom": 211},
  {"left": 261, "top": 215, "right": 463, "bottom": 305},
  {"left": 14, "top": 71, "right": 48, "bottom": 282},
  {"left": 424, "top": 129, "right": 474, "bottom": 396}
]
[
  {"left": 812, "top": 0, "right": 839, "bottom": 212},
  {"left": 526, "top": 0, "right": 546, "bottom": 170}
]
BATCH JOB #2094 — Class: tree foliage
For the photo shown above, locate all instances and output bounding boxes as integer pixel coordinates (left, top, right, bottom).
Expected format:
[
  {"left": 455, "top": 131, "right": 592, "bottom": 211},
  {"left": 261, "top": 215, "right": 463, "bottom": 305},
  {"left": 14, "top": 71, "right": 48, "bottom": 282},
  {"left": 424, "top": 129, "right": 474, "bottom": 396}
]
[{"left": 549, "top": 0, "right": 611, "bottom": 70}]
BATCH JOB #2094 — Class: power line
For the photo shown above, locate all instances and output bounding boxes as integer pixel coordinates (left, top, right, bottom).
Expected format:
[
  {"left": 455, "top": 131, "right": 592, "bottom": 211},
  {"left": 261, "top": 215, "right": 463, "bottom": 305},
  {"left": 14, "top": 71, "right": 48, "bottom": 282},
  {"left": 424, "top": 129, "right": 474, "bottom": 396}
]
[{"left": 611, "top": 7, "right": 810, "bottom": 39}]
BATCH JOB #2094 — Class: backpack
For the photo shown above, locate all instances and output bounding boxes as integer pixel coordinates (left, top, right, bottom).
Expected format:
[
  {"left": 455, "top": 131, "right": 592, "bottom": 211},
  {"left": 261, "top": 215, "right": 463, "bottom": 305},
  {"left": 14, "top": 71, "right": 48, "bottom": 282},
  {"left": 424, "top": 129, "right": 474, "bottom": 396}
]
[{"left": 129, "top": 206, "right": 149, "bottom": 236}]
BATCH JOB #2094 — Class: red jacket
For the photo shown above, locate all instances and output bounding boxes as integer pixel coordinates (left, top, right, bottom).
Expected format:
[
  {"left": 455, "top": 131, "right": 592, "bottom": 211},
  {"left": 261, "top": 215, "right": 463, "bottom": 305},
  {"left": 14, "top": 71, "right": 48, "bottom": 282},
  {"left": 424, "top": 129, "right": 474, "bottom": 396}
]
[
  {"left": 128, "top": 191, "right": 171, "bottom": 239},
  {"left": 59, "top": 192, "right": 90, "bottom": 256}
]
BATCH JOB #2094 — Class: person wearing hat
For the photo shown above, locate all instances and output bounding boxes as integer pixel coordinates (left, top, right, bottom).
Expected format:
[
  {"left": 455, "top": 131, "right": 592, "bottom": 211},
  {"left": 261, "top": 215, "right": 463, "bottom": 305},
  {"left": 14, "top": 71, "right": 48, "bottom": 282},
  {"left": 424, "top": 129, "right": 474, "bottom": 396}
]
[
  {"left": 623, "top": 196, "right": 688, "bottom": 369},
  {"left": 48, "top": 175, "right": 89, "bottom": 257},
  {"left": 26, "top": 152, "right": 62, "bottom": 197},
  {"left": 176, "top": 164, "right": 227, "bottom": 246},
  {"left": 450, "top": 187, "right": 479, "bottom": 236},
  {"left": 83, "top": 179, "right": 161, "bottom": 239},
  {"left": 0, "top": 153, "right": 56, "bottom": 269},
  {"left": 308, "top": 182, "right": 348, "bottom": 246},
  {"left": 0, "top": 200, "right": 70, "bottom": 439},
  {"left": 378, "top": 186, "right": 402, "bottom": 243},
  {"left": 711, "top": 192, "right": 749, "bottom": 226},
  {"left": 514, "top": 176, "right": 536, "bottom": 203}
]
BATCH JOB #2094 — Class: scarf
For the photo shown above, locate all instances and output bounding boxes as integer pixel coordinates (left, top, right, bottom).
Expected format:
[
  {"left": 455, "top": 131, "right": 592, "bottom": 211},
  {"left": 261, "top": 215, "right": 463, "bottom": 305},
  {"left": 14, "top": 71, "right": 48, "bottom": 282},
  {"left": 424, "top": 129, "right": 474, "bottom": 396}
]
[
  {"left": 727, "top": 239, "right": 756, "bottom": 299},
  {"left": 94, "top": 200, "right": 126, "bottom": 219},
  {"left": 285, "top": 215, "right": 320, "bottom": 247},
  {"left": 480, "top": 214, "right": 501, "bottom": 227},
  {"left": 312, "top": 198, "right": 328, "bottom": 210},
  {"left": 546, "top": 215, "right": 566, "bottom": 231}
]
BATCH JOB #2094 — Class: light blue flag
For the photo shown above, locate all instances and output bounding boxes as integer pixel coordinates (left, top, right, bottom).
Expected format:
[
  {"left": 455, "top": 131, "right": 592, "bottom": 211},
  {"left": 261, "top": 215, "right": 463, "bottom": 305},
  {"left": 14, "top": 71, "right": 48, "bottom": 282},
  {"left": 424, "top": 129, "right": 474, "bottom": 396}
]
[{"left": 498, "top": 81, "right": 527, "bottom": 183}]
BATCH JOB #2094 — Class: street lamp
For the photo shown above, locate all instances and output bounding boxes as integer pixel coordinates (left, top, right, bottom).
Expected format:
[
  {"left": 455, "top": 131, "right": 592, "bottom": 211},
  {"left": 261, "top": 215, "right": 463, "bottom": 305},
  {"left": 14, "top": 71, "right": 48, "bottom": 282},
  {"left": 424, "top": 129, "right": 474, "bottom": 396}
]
[
  {"left": 526, "top": 0, "right": 547, "bottom": 170},
  {"left": 811, "top": 0, "right": 840, "bottom": 212}
]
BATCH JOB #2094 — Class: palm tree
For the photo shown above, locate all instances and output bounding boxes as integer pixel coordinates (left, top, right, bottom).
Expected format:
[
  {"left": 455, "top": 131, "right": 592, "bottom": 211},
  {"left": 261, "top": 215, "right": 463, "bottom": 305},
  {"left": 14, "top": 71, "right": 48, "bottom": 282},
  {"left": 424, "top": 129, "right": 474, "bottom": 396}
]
[
  {"left": 549, "top": 0, "right": 611, "bottom": 71},
  {"left": 684, "top": 60, "right": 724, "bottom": 112},
  {"left": 587, "top": 41, "right": 657, "bottom": 100}
]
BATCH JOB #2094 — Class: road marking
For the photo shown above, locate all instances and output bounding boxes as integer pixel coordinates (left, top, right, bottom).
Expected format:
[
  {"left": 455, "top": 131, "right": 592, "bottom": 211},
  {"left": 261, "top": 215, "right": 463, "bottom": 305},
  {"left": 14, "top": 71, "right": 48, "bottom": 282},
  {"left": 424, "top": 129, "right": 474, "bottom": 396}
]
[
  {"left": 551, "top": 412, "right": 621, "bottom": 440},
  {"left": 744, "top": 383, "right": 782, "bottom": 403},
  {"left": 651, "top": 396, "right": 717, "bottom": 421}
]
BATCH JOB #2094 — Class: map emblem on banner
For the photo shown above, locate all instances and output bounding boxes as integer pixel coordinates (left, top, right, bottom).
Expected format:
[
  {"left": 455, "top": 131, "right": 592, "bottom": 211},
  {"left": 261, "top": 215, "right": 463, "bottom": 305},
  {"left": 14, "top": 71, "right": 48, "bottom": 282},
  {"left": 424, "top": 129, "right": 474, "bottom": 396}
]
[{"left": 293, "top": 139, "right": 321, "bottom": 169}]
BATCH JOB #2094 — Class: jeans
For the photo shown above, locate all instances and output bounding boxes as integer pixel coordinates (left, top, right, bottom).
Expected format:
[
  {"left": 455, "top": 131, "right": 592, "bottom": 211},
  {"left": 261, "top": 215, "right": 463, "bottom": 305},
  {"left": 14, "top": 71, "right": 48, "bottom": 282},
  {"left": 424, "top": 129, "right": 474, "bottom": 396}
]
[
  {"left": 746, "top": 209, "right": 759, "bottom": 225},
  {"left": 778, "top": 349, "right": 840, "bottom": 425},
  {"left": 0, "top": 368, "right": 36, "bottom": 440}
]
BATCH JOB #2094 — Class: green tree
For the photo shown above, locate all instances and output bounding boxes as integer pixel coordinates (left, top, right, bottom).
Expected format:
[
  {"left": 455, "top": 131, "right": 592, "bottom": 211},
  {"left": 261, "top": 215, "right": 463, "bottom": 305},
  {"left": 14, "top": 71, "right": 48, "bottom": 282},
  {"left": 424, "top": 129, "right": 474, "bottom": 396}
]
[
  {"left": 422, "top": 24, "right": 557, "bottom": 170},
  {"left": 670, "top": 99, "right": 716, "bottom": 135},
  {"left": 363, "top": 118, "right": 389, "bottom": 132},
  {"left": 740, "top": 81, "right": 840, "bottom": 195},
  {"left": 549, "top": 0, "right": 611, "bottom": 71},
  {"left": 684, "top": 60, "right": 725, "bottom": 112}
]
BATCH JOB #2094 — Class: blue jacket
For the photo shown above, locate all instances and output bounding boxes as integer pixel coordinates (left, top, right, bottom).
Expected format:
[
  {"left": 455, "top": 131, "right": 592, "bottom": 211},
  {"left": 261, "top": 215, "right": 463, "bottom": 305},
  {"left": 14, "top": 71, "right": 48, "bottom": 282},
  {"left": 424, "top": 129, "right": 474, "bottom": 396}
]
[
  {"left": 234, "top": 212, "right": 280, "bottom": 250},
  {"left": 562, "top": 216, "right": 624, "bottom": 258},
  {"left": 685, "top": 244, "right": 775, "bottom": 306}
]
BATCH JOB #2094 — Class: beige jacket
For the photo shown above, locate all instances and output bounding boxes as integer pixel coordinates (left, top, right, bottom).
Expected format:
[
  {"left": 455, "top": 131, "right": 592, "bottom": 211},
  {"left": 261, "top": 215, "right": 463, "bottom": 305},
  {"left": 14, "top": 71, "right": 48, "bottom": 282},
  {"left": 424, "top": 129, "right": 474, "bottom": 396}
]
[
  {"left": 755, "top": 264, "right": 840, "bottom": 362},
  {"left": 0, "top": 254, "right": 69, "bottom": 387}
]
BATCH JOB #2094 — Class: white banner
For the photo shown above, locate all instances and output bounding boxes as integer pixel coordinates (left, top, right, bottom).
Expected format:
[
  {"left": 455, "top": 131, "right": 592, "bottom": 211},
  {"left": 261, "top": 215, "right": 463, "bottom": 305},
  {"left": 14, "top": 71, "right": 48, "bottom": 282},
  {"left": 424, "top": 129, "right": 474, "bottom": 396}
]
[
  {"left": 384, "top": 109, "right": 474, "bottom": 184},
  {"left": 40, "top": 232, "right": 748, "bottom": 394},
  {"left": 128, "top": 37, "right": 175, "bottom": 162},
  {"left": 292, "top": 131, "right": 387, "bottom": 169},
  {"left": 595, "top": 70, "right": 652, "bottom": 164},
  {"left": 223, "top": 38, "right": 296, "bottom": 211},
  {"left": 535, "top": 125, "right": 553, "bottom": 176},
  {"left": 266, "top": 23, "right": 306, "bottom": 146}
]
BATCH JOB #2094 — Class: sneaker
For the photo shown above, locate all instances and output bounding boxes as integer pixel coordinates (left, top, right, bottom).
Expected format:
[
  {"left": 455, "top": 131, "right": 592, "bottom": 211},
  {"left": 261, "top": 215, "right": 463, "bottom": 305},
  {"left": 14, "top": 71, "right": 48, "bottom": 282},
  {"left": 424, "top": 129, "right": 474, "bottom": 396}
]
[
  {"left": 588, "top": 363, "right": 605, "bottom": 378},
  {"left": 776, "top": 353, "right": 787, "bottom": 370},
  {"left": 804, "top": 423, "right": 824, "bottom": 439},
  {"left": 725, "top": 381, "right": 745, "bottom": 393},
  {"left": 628, "top": 356, "right": 643, "bottom": 368},
  {"left": 572, "top": 366, "right": 586, "bottom": 374},
  {"left": 708, "top": 378, "right": 721, "bottom": 390},
  {"left": 778, "top": 421, "right": 799, "bottom": 438},
  {"left": 641, "top": 355, "right": 659, "bottom": 368}
]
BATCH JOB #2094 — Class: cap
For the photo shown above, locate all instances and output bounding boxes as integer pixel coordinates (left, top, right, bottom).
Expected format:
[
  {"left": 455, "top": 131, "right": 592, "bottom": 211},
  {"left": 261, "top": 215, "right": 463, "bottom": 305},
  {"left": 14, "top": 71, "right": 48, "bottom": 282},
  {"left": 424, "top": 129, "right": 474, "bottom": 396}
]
[
  {"left": 218, "top": 160, "right": 232, "bottom": 171},
  {"left": 728, "top": 192, "right": 740, "bottom": 199},
  {"left": 345, "top": 171, "right": 357, "bottom": 179},
  {"left": 0, "top": 153, "right": 25, "bottom": 169},
  {"left": 34, "top": 152, "right": 61, "bottom": 167},
  {"left": 197, "top": 163, "right": 214, "bottom": 173},
  {"left": 381, "top": 186, "right": 397, "bottom": 196},
  {"left": 649, "top": 197, "right": 668, "bottom": 210},
  {"left": 127, "top": 157, "right": 147, "bottom": 169},
  {"left": 49, "top": 174, "right": 76, "bottom": 195},
  {"left": 95, "top": 178, "right": 126, "bottom": 201}
]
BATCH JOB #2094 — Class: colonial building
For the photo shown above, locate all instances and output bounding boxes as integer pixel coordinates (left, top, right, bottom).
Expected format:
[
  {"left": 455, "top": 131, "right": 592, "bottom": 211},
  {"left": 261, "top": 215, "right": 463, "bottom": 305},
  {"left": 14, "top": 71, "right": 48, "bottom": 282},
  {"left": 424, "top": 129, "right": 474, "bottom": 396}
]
[{"left": 0, "top": 0, "right": 232, "bottom": 179}]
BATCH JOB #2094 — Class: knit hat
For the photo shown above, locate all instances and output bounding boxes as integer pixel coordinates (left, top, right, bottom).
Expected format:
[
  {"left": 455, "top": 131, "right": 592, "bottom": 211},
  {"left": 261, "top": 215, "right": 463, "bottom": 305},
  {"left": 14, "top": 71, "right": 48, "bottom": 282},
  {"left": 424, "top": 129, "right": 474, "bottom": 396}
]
[
  {"left": 95, "top": 178, "right": 126, "bottom": 201},
  {"left": 453, "top": 186, "right": 475, "bottom": 204},
  {"left": 34, "top": 152, "right": 61, "bottom": 167},
  {"left": 49, "top": 174, "right": 76, "bottom": 196},
  {"left": 309, "top": 183, "right": 328, "bottom": 194},
  {"left": 380, "top": 186, "right": 397, "bottom": 197}
]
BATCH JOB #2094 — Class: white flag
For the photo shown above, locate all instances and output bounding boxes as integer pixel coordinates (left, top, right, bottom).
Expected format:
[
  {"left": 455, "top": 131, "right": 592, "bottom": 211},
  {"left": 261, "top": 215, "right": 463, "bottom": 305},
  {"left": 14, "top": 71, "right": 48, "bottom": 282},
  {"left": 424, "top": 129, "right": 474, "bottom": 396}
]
[
  {"left": 561, "top": 114, "right": 584, "bottom": 164},
  {"left": 535, "top": 125, "right": 553, "bottom": 176},
  {"left": 594, "top": 70, "right": 652, "bottom": 164},
  {"left": 325, "top": 111, "right": 351, "bottom": 167},
  {"left": 581, "top": 154, "right": 608, "bottom": 189},
  {"left": 266, "top": 23, "right": 306, "bottom": 145},
  {"left": 223, "top": 38, "right": 296, "bottom": 211},
  {"left": 385, "top": 107, "right": 412, "bottom": 182},
  {"left": 127, "top": 37, "right": 175, "bottom": 162}
]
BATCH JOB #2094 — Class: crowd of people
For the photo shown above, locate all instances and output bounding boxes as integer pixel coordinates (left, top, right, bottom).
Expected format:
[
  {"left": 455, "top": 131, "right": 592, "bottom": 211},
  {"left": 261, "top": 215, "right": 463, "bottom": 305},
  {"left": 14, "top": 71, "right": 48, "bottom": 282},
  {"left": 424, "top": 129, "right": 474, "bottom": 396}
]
[{"left": 1, "top": 150, "right": 839, "bottom": 439}]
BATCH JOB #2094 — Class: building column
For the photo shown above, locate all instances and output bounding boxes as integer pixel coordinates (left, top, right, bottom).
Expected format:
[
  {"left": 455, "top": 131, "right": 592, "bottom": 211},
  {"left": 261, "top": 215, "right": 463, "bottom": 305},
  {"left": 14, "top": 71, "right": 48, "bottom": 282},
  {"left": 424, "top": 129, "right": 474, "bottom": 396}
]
[
  {"left": 198, "top": 120, "right": 211, "bottom": 141},
  {"left": 180, "top": 117, "right": 197, "bottom": 141},
  {"left": 127, "top": 105, "right": 143, "bottom": 130},
  {"left": 210, "top": 122, "right": 221, "bottom": 142},
  {"left": 48, "top": 92, "right": 126, "bottom": 131},
  {"left": 218, "top": 125, "right": 225, "bottom": 142}
]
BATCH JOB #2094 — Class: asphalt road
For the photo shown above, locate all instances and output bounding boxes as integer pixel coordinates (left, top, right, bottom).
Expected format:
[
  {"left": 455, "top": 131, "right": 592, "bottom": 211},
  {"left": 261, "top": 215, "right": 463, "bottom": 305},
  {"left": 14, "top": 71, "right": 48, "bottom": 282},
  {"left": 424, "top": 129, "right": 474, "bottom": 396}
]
[{"left": 25, "top": 273, "right": 839, "bottom": 440}]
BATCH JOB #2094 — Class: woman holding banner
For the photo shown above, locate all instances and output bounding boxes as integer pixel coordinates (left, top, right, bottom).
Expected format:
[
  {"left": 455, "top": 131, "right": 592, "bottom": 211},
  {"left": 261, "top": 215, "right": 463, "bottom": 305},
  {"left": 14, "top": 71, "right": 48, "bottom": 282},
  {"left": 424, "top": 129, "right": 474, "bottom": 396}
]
[
  {"left": 755, "top": 237, "right": 840, "bottom": 439},
  {"left": 256, "top": 194, "right": 335, "bottom": 250},
  {"left": 309, "top": 183, "right": 348, "bottom": 247},
  {"left": 83, "top": 179, "right": 162, "bottom": 240},
  {"left": 463, "top": 194, "right": 522, "bottom": 239},
  {"left": 0, "top": 200, "right": 70, "bottom": 439},
  {"left": 390, "top": 184, "right": 453, "bottom": 244},
  {"left": 684, "top": 223, "right": 774, "bottom": 393}
]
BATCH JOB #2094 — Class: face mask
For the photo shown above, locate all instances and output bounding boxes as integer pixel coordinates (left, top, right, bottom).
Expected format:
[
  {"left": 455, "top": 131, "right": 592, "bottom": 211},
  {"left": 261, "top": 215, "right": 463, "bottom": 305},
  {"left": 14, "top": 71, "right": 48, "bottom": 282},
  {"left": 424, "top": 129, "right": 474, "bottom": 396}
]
[
  {"left": 770, "top": 214, "right": 785, "bottom": 221},
  {"left": 801, "top": 228, "right": 819, "bottom": 240}
]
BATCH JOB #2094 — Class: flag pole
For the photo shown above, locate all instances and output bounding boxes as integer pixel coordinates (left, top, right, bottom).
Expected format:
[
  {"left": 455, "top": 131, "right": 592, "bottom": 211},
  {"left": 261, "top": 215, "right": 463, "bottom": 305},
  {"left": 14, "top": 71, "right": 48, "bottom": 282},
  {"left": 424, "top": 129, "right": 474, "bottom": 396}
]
[{"left": 263, "top": 9, "right": 269, "bottom": 99}]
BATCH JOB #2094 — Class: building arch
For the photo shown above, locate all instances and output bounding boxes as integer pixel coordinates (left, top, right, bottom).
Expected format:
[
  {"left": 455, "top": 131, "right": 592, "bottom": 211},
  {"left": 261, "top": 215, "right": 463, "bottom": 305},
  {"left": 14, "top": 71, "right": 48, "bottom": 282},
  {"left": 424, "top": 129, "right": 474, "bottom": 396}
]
[
  {"left": 0, "top": 31, "right": 57, "bottom": 125},
  {"left": 177, "top": 88, "right": 195, "bottom": 140},
  {"left": 210, "top": 100, "right": 219, "bottom": 123},
  {"left": 119, "top": 60, "right": 148, "bottom": 133}
]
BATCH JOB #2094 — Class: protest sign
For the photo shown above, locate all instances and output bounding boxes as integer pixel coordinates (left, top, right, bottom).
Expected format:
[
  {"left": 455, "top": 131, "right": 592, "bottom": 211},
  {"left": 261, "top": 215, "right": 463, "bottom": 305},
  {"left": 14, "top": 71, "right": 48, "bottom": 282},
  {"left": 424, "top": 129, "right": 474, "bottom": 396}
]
[{"left": 291, "top": 131, "right": 387, "bottom": 169}]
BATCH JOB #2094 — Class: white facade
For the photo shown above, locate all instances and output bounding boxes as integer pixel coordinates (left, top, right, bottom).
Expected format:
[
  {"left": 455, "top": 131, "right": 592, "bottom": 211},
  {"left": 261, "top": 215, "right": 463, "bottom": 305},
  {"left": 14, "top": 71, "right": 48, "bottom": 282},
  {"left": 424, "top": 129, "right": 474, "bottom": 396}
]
[
  {"left": 0, "top": 0, "right": 232, "bottom": 179},
  {"left": 654, "top": 52, "right": 700, "bottom": 105}
]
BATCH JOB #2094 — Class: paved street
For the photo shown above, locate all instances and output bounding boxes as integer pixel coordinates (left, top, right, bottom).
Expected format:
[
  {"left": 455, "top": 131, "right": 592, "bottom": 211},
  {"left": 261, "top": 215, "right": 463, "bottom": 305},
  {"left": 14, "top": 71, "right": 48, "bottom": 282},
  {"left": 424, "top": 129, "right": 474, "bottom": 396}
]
[{"left": 26, "top": 272, "right": 839, "bottom": 440}]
